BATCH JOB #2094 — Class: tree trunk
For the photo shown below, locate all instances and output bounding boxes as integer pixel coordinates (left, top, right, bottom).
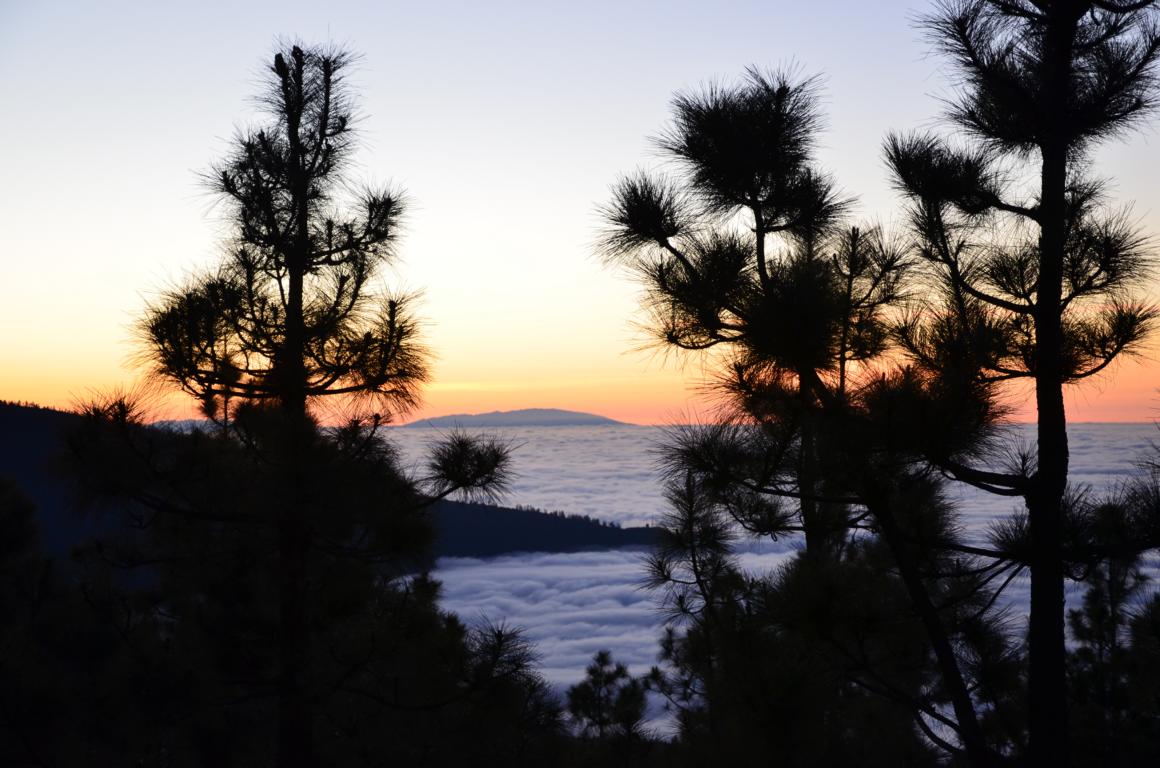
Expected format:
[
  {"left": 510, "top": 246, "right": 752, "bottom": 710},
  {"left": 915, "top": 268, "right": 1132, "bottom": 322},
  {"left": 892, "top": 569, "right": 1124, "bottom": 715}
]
[
  {"left": 276, "top": 489, "right": 312, "bottom": 768},
  {"left": 275, "top": 298, "right": 314, "bottom": 764},
  {"left": 276, "top": 49, "right": 315, "bottom": 768},
  {"left": 867, "top": 488, "right": 993, "bottom": 767},
  {"left": 1027, "top": 162, "right": 1071, "bottom": 767},
  {"left": 799, "top": 398, "right": 823, "bottom": 553},
  {"left": 799, "top": 374, "right": 840, "bottom": 557},
  {"left": 276, "top": 268, "right": 314, "bottom": 768},
  {"left": 1027, "top": 7, "right": 1076, "bottom": 766}
]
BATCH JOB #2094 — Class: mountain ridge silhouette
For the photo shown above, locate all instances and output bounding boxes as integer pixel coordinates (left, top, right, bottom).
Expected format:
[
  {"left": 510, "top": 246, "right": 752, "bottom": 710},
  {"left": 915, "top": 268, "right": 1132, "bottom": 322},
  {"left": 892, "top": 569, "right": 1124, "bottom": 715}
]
[{"left": 404, "top": 407, "right": 624, "bottom": 428}]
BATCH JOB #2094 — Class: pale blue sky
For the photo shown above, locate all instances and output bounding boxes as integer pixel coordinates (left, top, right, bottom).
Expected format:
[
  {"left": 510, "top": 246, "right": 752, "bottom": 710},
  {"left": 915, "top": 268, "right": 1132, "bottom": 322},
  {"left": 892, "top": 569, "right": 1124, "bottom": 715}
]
[{"left": 2, "top": 0, "right": 1158, "bottom": 421}]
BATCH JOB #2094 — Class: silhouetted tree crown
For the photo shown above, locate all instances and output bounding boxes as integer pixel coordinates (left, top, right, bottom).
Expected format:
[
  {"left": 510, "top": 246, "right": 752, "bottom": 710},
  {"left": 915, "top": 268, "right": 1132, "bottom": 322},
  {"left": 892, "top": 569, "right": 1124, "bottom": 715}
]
[
  {"left": 601, "top": 68, "right": 912, "bottom": 557},
  {"left": 145, "top": 44, "right": 426, "bottom": 423}
]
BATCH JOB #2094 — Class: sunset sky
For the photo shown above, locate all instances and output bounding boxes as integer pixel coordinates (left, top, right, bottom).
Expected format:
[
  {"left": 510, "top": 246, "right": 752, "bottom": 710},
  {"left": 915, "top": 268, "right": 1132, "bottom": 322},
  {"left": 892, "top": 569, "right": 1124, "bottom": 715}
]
[{"left": 2, "top": 0, "right": 1158, "bottom": 424}]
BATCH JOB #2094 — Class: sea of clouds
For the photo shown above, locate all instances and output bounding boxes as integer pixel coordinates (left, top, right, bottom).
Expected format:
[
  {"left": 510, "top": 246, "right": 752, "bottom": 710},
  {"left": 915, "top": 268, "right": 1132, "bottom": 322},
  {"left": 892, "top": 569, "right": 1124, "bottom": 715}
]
[
  {"left": 391, "top": 425, "right": 671, "bottom": 527},
  {"left": 387, "top": 424, "right": 1160, "bottom": 692}
]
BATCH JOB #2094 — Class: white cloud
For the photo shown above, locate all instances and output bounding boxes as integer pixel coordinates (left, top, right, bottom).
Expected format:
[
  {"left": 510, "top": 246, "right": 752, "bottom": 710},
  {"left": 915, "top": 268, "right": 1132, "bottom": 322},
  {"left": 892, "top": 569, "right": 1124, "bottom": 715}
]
[
  {"left": 390, "top": 425, "right": 670, "bottom": 526},
  {"left": 435, "top": 543, "right": 801, "bottom": 687},
  {"left": 421, "top": 424, "right": 1160, "bottom": 689}
]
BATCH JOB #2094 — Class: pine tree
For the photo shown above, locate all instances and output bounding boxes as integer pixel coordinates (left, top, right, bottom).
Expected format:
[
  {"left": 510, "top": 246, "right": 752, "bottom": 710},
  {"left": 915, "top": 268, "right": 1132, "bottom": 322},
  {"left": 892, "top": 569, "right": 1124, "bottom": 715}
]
[
  {"left": 600, "top": 68, "right": 903, "bottom": 555},
  {"left": 567, "top": 650, "right": 647, "bottom": 741},
  {"left": 69, "top": 43, "right": 512, "bottom": 767},
  {"left": 603, "top": 68, "right": 1016, "bottom": 765},
  {"left": 885, "top": 3, "right": 1160, "bottom": 763}
]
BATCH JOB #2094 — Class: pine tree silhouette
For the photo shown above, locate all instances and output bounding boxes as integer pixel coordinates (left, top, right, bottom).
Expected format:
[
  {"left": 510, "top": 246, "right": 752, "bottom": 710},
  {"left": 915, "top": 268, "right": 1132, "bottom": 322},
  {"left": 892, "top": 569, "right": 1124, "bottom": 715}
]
[
  {"left": 603, "top": 68, "right": 1015, "bottom": 765},
  {"left": 67, "top": 42, "right": 514, "bottom": 767},
  {"left": 600, "top": 68, "right": 906, "bottom": 555},
  {"left": 885, "top": 3, "right": 1160, "bottom": 763}
]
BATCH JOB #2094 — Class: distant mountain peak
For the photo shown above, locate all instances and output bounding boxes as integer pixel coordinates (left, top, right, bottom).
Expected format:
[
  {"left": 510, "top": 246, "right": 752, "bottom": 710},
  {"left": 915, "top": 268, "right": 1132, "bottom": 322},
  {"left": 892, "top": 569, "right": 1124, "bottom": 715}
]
[{"left": 404, "top": 408, "right": 623, "bottom": 428}]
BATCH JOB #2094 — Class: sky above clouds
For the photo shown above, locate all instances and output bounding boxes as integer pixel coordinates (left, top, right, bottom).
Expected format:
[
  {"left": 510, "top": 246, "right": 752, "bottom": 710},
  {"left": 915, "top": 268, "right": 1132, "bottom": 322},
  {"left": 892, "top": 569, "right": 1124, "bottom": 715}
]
[{"left": 2, "top": 0, "right": 1158, "bottom": 423}]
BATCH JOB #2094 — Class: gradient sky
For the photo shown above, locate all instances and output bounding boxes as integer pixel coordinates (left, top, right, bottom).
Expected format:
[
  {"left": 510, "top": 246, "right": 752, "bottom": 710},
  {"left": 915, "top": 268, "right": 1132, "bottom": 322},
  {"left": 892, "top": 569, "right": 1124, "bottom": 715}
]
[{"left": 2, "top": 0, "right": 1158, "bottom": 424}]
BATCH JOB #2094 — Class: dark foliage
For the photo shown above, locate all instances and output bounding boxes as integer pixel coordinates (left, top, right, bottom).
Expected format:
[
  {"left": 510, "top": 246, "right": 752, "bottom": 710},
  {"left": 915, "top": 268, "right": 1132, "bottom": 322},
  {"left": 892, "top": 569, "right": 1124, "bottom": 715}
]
[
  {"left": 887, "top": 3, "right": 1160, "bottom": 764},
  {"left": 0, "top": 42, "right": 581, "bottom": 768},
  {"left": 603, "top": 66, "right": 1026, "bottom": 766},
  {"left": 567, "top": 650, "right": 648, "bottom": 741}
]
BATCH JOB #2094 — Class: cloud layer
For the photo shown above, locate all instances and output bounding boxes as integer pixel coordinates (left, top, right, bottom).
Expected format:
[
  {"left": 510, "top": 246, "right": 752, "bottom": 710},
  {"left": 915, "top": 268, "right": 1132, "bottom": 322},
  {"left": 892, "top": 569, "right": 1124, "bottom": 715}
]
[
  {"left": 391, "top": 425, "right": 669, "bottom": 526},
  {"left": 436, "top": 540, "right": 799, "bottom": 688},
  {"left": 408, "top": 424, "right": 1160, "bottom": 689}
]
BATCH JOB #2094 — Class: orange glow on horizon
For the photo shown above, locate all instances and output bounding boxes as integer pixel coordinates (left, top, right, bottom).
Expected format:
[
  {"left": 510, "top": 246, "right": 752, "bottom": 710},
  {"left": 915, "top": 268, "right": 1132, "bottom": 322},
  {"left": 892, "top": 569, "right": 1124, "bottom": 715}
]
[{"left": 5, "top": 353, "right": 1157, "bottom": 427}]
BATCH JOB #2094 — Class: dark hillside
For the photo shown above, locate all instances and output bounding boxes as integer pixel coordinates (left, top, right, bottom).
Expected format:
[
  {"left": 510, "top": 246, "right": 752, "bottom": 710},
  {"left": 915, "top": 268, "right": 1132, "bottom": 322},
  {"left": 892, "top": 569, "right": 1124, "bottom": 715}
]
[
  {"left": 0, "top": 401, "right": 107, "bottom": 555},
  {"left": 0, "top": 402, "right": 655, "bottom": 560},
  {"left": 433, "top": 501, "right": 655, "bottom": 558}
]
